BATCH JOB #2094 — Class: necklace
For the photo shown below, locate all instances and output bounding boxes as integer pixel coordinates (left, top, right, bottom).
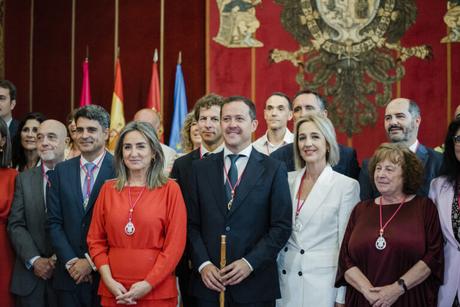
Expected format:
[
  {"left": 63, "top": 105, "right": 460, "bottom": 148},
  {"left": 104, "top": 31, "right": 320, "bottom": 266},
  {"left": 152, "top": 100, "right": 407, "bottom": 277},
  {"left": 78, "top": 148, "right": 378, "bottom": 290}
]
[
  {"left": 375, "top": 196, "right": 406, "bottom": 250},
  {"left": 124, "top": 184, "right": 146, "bottom": 236}
]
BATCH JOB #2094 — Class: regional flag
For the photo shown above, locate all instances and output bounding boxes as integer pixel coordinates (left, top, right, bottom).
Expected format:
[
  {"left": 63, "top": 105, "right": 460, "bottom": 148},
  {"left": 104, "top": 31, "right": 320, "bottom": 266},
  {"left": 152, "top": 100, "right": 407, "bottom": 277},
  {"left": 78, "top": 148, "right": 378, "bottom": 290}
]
[
  {"left": 168, "top": 55, "right": 188, "bottom": 152},
  {"left": 146, "top": 49, "right": 161, "bottom": 112},
  {"left": 79, "top": 58, "right": 92, "bottom": 107},
  {"left": 108, "top": 58, "right": 125, "bottom": 152}
]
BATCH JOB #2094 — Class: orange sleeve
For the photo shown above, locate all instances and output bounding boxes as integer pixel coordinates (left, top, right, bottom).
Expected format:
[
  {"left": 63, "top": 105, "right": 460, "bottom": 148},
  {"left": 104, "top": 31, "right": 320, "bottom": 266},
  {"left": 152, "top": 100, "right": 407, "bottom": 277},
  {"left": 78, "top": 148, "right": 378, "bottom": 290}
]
[
  {"left": 87, "top": 182, "right": 110, "bottom": 268},
  {"left": 145, "top": 180, "right": 187, "bottom": 287}
]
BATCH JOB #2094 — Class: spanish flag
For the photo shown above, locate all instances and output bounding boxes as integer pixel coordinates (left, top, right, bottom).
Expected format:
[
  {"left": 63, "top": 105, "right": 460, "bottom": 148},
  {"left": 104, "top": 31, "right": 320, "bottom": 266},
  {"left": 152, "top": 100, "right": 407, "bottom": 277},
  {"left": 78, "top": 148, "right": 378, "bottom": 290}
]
[{"left": 108, "top": 58, "right": 125, "bottom": 152}]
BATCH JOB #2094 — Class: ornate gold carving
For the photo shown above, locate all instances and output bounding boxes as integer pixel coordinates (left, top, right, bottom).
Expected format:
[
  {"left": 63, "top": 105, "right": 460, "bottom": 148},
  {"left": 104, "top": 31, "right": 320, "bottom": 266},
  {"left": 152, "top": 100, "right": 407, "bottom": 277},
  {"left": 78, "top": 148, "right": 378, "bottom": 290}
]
[
  {"left": 441, "top": 1, "right": 460, "bottom": 43},
  {"left": 271, "top": 0, "right": 430, "bottom": 136},
  {"left": 214, "top": 0, "right": 263, "bottom": 48}
]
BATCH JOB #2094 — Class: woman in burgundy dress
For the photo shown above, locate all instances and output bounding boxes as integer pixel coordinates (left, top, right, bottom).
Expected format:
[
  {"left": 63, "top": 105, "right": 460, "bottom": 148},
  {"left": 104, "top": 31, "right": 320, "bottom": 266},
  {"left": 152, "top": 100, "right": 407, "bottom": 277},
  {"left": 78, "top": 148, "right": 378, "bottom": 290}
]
[
  {"left": 336, "top": 143, "right": 444, "bottom": 306},
  {"left": 0, "top": 118, "right": 18, "bottom": 307}
]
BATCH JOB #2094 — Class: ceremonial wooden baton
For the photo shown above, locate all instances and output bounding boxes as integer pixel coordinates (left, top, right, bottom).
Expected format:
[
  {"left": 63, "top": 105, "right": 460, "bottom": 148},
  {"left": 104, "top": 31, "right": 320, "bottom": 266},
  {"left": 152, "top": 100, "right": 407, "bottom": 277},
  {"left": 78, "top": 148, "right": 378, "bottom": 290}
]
[{"left": 220, "top": 235, "right": 227, "bottom": 307}]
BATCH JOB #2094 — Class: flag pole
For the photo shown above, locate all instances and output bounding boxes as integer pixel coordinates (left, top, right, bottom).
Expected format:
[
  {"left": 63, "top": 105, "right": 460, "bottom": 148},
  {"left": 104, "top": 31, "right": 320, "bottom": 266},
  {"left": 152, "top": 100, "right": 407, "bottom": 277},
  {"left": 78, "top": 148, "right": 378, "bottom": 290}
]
[
  {"left": 160, "top": 0, "right": 165, "bottom": 128},
  {"left": 178, "top": 51, "right": 182, "bottom": 65},
  {"left": 86, "top": 45, "right": 89, "bottom": 60}
]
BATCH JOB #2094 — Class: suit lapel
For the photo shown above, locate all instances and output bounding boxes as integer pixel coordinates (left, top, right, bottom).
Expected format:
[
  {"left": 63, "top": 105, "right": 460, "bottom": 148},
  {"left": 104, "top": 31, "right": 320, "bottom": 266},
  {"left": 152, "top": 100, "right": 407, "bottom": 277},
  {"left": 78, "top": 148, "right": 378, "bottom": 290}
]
[
  {"left": 439, "top": 181, "right": 457, "bottom": 244},
  {"left": 416, "top": 144, "right": 429, "bottom": 167},
  {"left": 72, "top": 158, "right": 86, "bottom": 216},
  {"left": 227, "top": 150, "right": 264, "bottom": 218},
  {"left": 298, "top": 165, "right": 334, "bottom": 227},
  {"left": 29, "top": 167, "right": 46, "bottom": 219},
  {"left": 205, "top": 152, "right": 227, "bottom": 217}
]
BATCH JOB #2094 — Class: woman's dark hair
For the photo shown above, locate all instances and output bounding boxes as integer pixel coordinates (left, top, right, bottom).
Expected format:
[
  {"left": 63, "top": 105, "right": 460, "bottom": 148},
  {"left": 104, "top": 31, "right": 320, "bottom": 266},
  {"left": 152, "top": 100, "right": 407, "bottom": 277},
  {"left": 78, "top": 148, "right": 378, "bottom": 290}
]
[
  {"left": 439, "top": 119, "right": 460, "bottom": 184},
  {"left": 0, "top": 117, "right": 12, "bottom": 168},
  {"left": 12, "top": 112, "right": 46, "bottom": 171}
]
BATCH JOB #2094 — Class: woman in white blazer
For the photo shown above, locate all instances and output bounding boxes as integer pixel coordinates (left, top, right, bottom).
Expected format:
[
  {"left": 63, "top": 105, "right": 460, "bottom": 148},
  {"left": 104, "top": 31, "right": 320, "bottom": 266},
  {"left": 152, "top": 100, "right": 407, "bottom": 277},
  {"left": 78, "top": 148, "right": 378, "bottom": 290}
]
[
  {"left": 277, "top": 115, "right": 360, "bottom": 307},
  {"left": 429, "top": 119, "right": 460, "bottom": 307}
]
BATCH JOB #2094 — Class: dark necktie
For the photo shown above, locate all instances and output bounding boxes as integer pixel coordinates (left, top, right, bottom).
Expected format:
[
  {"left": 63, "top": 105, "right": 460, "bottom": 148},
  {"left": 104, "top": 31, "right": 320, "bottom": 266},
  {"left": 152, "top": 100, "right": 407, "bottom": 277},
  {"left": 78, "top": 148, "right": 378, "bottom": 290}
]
[{"left": 225, "top": 154, "right": 242, "bottom": 204}]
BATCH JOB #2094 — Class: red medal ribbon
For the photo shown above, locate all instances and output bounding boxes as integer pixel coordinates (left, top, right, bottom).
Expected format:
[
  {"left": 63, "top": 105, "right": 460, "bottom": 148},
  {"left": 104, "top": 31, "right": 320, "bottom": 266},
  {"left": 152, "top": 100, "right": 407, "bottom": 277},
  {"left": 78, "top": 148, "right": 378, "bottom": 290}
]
[
  {"left": 378, "top": 196, "right": 406, "bottom": 235},
  {"left": 223, "top": 158, "right": 245, "bottom": 198},
  {"left": 127, "top": 185, "right": 146, "bottom": 222},
  {"left": 296, "top": 169, "right": 308, "bottom": 216}
]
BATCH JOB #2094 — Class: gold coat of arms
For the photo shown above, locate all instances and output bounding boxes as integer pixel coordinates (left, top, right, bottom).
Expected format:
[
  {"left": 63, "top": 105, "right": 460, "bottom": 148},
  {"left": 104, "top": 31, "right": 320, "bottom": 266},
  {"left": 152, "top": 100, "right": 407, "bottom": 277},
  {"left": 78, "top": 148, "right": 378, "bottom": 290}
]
[
  {"left": 214, "top": 0, "right": 264, "bottom": 48},
  {"left": 271, "top": 0, "right": 431, "bottom": 135}
]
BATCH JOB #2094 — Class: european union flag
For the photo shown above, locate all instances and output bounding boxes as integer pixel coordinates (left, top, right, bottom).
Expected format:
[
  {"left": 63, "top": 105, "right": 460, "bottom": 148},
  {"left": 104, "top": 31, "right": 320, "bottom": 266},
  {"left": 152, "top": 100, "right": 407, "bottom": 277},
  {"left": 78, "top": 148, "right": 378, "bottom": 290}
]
[{"left": 168, "top": 63, "right": 188, "bottom": 152}]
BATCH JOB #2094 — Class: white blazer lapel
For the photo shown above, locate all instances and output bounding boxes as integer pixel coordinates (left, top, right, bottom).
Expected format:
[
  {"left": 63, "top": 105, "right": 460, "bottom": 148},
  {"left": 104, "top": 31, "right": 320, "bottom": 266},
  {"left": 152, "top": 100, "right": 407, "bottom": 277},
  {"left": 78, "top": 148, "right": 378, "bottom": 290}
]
[
  {"left": 439, "top": 180, "right": 457, "bottom": 245},
  {"left": 297, "top": 165, "right": 334, "bottom": 227}
]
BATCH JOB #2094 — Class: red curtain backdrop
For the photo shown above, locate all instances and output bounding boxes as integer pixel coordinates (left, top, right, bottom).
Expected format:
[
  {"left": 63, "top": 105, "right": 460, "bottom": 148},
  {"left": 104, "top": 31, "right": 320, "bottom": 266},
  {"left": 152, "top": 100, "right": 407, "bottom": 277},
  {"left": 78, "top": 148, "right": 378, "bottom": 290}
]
[
  {"left": 4, "top": 0, "right": 205, "bottom": 142},
  {"left": 208, "top": 0, "right": 460, "bottom": 161}
]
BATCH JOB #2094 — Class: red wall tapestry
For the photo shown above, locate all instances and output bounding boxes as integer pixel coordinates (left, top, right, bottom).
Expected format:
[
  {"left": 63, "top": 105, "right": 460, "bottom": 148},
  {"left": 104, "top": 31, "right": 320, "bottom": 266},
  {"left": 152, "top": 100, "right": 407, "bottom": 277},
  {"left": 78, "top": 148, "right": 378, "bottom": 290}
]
[{"left": 208, "top": 0, "right": 460, "bottom": 161}]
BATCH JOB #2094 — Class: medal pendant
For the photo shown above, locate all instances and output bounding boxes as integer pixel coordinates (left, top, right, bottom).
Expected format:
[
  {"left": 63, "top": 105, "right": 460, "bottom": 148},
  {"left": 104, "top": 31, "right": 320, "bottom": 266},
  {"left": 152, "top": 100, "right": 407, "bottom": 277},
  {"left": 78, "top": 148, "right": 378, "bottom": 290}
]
[
  {"left": 124, "top": 221, "right": 136, "bottom": 236},
  {"left": 227, "top": 198, "right": 233, "bottom": 211},
  {"left": 294, "top": 219, "right": 303, "bottom": 232},
  {"left": 375, "top": 234, "right": 386, "bottom": 250}
]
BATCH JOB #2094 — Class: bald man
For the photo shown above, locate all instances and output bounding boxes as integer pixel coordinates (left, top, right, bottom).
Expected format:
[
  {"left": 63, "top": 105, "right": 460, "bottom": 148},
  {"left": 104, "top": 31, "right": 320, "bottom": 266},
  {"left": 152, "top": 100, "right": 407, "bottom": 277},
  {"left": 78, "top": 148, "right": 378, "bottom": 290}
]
[
  {"left": 8, "top": 119, "right": 69, "bottom": 307},
  {"left": 358, "top": 98, "right": 442, "bottom": 200},
  {"left": 134, "top": 108, "right": 177, "bottom": 175}
]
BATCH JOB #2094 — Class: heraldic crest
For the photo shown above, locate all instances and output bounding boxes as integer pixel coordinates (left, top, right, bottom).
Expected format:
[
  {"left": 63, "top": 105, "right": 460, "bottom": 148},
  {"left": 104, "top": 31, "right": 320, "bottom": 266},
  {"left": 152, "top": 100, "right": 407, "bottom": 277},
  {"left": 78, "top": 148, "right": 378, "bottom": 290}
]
[{"left": 271, "top": 0, "right": 430, "bottom": 136}]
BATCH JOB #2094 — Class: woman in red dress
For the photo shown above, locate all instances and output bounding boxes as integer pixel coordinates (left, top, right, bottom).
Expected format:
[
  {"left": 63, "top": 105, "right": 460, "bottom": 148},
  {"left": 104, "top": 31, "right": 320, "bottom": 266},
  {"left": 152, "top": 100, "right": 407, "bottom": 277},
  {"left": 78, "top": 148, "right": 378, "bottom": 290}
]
[
  {"left": 336, "top": 143, "right": 444, "bottom": 306},
  {"left": 0, "top": 118, "right": 18, "bottom": 307},
  {"left": 87, "top": 121, "right": 186, "bottom": 307}
]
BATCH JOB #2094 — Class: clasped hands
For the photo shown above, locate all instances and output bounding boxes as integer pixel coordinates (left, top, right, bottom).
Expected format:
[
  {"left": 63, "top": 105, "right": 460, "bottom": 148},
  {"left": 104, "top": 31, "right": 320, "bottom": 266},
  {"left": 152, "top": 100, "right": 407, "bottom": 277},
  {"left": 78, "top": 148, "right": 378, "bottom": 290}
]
[
  {"left": 200, "top": 259, "right": 252, "bottom": 292},
  {"left": 104, "top": 279, "right": 152, "bottom": 305},
  {"left": 33, "top": 257, "right": 56, "bottom": 280},
  {"left": 363, "top": 282, "right": 405, "bottom": 307},
  {"left": 67, "top": 258, "right": 93, "bottom": 284}
]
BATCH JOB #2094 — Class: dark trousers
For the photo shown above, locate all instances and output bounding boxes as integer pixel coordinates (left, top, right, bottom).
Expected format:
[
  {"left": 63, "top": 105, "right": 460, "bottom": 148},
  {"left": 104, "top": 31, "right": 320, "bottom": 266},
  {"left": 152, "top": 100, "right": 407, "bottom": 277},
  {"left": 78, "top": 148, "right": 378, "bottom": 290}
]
[
  {"left": 56, "top": 282, "right": 100, "bottom": 307},
  {"left": 196, "top": 295, "right": 275, "bottom": 307},
  {"left": 15, "top": 279, "right": 58, "bottom": 307}
]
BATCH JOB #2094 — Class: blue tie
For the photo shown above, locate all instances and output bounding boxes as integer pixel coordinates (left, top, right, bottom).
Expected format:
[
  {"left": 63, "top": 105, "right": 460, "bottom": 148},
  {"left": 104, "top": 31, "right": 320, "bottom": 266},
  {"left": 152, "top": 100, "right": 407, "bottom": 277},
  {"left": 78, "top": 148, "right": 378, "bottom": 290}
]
[
  {"left": 225, "top": 154, "right": 241, "bottom": 203},
  {"left": 82, "top": 162, "right": 96, "bottom": 209}
]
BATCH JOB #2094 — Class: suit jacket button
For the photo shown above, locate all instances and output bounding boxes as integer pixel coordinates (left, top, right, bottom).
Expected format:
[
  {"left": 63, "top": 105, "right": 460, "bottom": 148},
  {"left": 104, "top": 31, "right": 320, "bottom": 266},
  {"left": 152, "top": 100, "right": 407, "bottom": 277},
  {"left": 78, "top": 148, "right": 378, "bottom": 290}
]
[
  {"left": 225, "top": 226, "right": 230, "bottom": 232},
  {"left": 284, "top": 247, "right": 288, "bottom": 252},
  {"left": 298, "top": 271, "right": 302, "bottom": 276},
  {"left": 282, "top": 269, "right": 286, "bottom": 275},
  {"left": 300, "top": 249, "right": 305, "bottom": 254}
]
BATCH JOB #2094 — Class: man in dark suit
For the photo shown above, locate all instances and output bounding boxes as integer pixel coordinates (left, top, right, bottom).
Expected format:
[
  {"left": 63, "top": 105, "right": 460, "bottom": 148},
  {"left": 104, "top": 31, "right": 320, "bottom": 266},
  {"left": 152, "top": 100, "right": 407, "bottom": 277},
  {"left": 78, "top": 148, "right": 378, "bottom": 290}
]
[
  {"left": 7, "top": 119, "right": 68, "bottom": 307},
  {"left": 359, "top": 98, "right": 442, "bottom": 200},
  {"left": 0, "top": 80, "right": 19, "bottom": 139},
  {"left": 171, "top": 93, "right": 224, "bottom": 306},
  {"left": 47, "top": 105, "right": 115, "bottom": 307},
  {"left": 188, "top": 96, "right": 292, "bottom": 306},
  {"left": 271, "top": 90, "right": 360, "bottom": 179}
]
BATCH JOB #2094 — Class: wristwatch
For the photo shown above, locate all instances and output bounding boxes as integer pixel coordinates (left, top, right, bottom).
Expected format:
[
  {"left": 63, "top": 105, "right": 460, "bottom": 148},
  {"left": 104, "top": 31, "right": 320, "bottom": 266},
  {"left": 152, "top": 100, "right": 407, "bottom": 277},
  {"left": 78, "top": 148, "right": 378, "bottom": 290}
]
[{"left": 397, "top": 278, "right": 408, "bottom": 293}]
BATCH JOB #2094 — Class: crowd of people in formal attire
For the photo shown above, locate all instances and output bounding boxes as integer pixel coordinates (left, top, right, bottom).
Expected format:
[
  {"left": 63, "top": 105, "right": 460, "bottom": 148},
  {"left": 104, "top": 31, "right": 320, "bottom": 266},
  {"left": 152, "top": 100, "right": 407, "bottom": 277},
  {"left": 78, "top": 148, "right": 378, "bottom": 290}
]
[{"left": 1, "top": 77, "right": 460, "bottom": 307}]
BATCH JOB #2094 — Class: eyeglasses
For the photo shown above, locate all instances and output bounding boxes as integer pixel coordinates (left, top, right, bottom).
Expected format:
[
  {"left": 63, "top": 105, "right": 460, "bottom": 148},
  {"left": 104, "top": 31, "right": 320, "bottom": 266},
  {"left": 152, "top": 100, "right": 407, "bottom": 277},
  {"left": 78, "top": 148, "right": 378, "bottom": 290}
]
[{"left": 453, "top": 135, "right": 460, "bottom": 144}]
